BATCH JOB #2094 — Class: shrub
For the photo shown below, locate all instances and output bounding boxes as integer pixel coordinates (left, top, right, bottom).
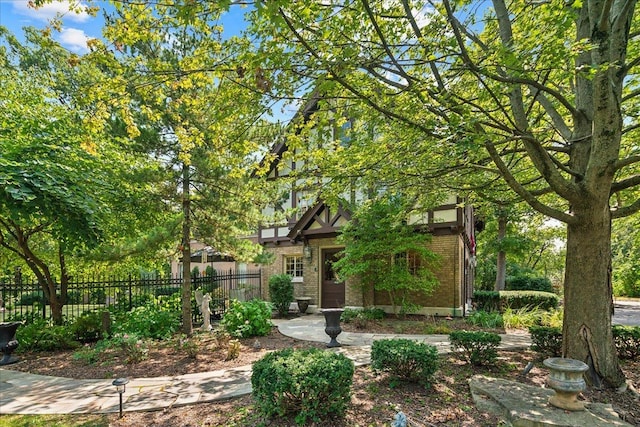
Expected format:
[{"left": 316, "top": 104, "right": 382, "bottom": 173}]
[
  {"left": 500, "top": 290, "right": 559, "bottom": 311},
  {"left": 268, "top": 274, "right": 294, "bottom": 317},
  {"left": 18, "top": 291, "right": 45, "bottom": 306},
  {"left": 205, "top": 265, "right": 216, "bottom": 277},
  {"left": 539, "top": 308, "right": 563, "bottom": 328},
  {"left": 502, "top": 306, "right": 543, "bottom": 329},
  {"left": 5, "top": 310, "right": 41, "bottom": 325},
  {"left": 341, "top": 307, "right": 386, "bottom": 329},
  {"left": 89, "top": 288, "right": 107, "bottom": 304},
  {"left": 449, "top": 330, "right": 501, "bottom": 366},
  {"left": 70, "top": 311, "right": 104, "bottom": 342},
  {"left": 472, "top": 290, "right": 500, "bottom": 312},
  {"left": 612, "top": 325, "right": 640, "bottom": 360},
  {"left": 153, "top": 286, "right": 181, "bottom": 297},
  {"left": 473, "top": 290, "right": 559, "bottom": 313},
  {"left": 341, "top": 307, "right": 362, "bottom": 323},
  {"left": 371, "top": 338, "right": 438, "bottom": 387},
  {"left": 221, "top": 299, "right": 273, "bottom": 338},
  {"left": 226, "top": 339, "right": 241, "bottom": 361},
  {"left": 112, "top": 296, "right": 181, "bottom": 340},
  {"left": 252, "top": 348, "right": 354, "bottom": 425},
  {"left": 507, "top": 276, "right": 553, "bottom": 293},
  {"left": 65, "top": 290, "right": 82, "bottom": 304},
  {"left": 16, "top": 319, "right": 80, "bottom": 351},
  {"left": 528, "top": 325, "right": 562, "bottom": 357},
  {"left": 175, "top": 334, "right": 199, "bottom": 359},
  {"left": 529, "top": 325, "right": 640, "bottom": 360},
  {"left": 422, "top": 323, "right": 452, "bottom": 335},
  {"left": 466, "top": 310, "right": 504, "bottom": 328},
  {"left": 95, "top": 333, "right": 149, "bottom": 364}
]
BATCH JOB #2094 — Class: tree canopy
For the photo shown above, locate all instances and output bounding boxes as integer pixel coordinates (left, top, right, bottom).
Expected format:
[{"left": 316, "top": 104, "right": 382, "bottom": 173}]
[
  {"left": 17, "top": 0, "right": 640, "bottom": 387},
  {"left": 246, "top": 0, "right": 640, "bottom": 388}
]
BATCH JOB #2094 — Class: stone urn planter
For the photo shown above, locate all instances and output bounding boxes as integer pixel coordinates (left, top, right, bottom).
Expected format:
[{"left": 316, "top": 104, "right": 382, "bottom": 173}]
[
  {"left": 296, "top": 297, "right": 311, "bottom": 314},
  {"left": 543, "top": 357, "right": 589, "bottom": 411},
  {"left": 0, "top": 321, "right": 21, "bottom": 365},
  {"left": 322, "top": 308, "right": 344, "bottom": 348}
]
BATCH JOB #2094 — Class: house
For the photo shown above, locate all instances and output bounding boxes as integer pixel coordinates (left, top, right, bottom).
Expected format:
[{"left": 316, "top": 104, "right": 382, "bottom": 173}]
[
  {"left": 256, "top": 95, "right": 477, "bottom": 317},
  {"left": 169, "top": 240, "right": 236, "bottom": 277}
]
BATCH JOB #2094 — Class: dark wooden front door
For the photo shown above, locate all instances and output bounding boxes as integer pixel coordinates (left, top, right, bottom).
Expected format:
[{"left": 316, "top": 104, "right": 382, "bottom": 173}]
[{"left": 321, "top": 248, "right": 345, "bottom": 308}]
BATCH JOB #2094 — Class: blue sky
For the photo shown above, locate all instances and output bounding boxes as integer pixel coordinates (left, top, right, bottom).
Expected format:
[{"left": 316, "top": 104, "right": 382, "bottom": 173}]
[
  {"left": 1, "top": 1, "right": 104, "bottom": 52},
  {"left": 0, "top": 1, "right": 249, "bottom": 53}
]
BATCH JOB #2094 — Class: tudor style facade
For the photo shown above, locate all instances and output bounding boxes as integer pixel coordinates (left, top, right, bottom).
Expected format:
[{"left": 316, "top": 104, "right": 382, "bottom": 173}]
[{"left": 257, "top": 96, "right": 477, "bottom": 317}]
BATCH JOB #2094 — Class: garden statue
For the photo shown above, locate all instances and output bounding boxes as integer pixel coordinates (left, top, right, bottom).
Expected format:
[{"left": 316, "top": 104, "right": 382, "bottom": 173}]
[
  {"left": 195, "top": 290, "right": 212, "bottom": 331},
  {"left": 201, "top": 294, "right": 212, "bottom": 330}
]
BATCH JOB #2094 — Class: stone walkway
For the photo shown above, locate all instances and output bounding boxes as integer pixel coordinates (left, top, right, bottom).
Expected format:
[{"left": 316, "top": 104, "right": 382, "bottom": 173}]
[{"left": 0, "top": 314, "right": 532, "bottom": 415}]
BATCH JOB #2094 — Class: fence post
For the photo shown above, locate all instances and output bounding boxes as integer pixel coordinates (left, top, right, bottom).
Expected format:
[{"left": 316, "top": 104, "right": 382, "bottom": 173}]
[
  {"left": 41, "top": 280, "right": 46, "bottom": 320},
  {"left": 128, "top": 274, "right": 133, "bottom": 312}
]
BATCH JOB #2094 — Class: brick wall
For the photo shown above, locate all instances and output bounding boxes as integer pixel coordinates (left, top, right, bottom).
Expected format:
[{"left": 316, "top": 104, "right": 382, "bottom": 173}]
[
  {"left": 262, "top": 233, "right": 465, "bottom": 314},
  {"left": 260, "top": 245, "right": 304, "bottom": 301},
  {"left": 374, "top": 234, "right": 462, "bottom": 310}
]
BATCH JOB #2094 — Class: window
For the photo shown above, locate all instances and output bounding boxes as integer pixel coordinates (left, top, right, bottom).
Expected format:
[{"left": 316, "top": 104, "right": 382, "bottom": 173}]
[
  {"left": 407, "top": 251, "right": 422, "bottom": 275},
  {"left": 285, "top": 255, "right": 304, "bottom": 278},
  {"left": 394, "top": 251, "right": 421, "bottom": 275}
]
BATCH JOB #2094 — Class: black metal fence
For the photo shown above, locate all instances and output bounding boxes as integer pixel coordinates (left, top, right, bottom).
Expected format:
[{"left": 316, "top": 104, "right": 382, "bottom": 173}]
[{"left": 0, "top": 269, "right": 262, "bottom": 323}]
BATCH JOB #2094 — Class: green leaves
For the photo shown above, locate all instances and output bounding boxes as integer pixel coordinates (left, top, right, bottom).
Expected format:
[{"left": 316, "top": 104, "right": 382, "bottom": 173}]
[{"left": 333, "top": 196, "right": 440, "bottom": 313}]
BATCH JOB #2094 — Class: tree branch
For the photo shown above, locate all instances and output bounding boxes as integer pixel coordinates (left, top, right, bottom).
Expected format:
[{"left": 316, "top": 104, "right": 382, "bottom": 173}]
[
  {"left": 277, "top": 6, "right": 440, "bottom": 138},
  {"left": 483, "top": 134, "right": 576, "bottom": 224},
  {"left": 615, "top": 154, "right": 640, "bottom": 169},
  {"left": 611, "top": 174, "right": 640, "bottom": 192},
  {"left": 612, "top": 197, "right": 640, "bottom": 218}
]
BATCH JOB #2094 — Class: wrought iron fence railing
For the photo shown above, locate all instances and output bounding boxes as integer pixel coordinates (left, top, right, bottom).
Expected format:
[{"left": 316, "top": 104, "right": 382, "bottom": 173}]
[{"left": 0, "top": 269, "right": 262, "bottom": 323}]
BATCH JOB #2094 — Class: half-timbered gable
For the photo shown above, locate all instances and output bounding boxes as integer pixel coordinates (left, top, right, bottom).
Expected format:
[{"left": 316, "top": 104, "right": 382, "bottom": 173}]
[{"left": 257, "top": 95, "right": 476, "bottom": 316}]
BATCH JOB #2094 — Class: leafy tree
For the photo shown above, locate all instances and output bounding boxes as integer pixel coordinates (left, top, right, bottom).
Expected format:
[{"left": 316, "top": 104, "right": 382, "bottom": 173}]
[
  {"left": 612, "top": 216, "right": 640, "bottom": 297},
  {"left": 332, "top": 197, "right": 440, "bottom": 316},
  {"left": 247, "top": 0, "right": 639, "bottom": 388},
  {"left": 0, "top": 29, "right": 112, "bottom": 324},
  {"left": 87, "top": 2, "right": 278, "bottom": 334},
  {"left": 475, "top": 206, "right": 565, "bottom": 291}
]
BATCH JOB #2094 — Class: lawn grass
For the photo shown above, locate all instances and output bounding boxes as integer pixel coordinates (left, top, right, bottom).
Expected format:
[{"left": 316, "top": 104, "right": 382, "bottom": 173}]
[{"left": 0, "top": 414, "right": 109, "bottom": 427}]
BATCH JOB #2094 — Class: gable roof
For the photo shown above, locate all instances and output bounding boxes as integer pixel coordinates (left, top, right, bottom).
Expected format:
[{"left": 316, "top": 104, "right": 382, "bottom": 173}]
[
  {"left": 287, "top": 200, "right": 351, "bottom": 242},
  {"left": 258, "top": 91, "right": 322, "bottom": 176}
]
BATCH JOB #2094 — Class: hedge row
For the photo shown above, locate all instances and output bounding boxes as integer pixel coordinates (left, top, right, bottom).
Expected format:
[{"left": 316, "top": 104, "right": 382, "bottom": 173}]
[
  {"left": 529, "top": 325, "right": 640, "bottom": 360},
  {"left": 473, "top": 290, "right": 559, "bottom": 312}
]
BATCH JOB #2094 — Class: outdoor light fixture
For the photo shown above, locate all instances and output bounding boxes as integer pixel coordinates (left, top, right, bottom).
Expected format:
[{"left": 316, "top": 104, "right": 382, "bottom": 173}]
[
  {"left": 303, "top": 244, "right": 312, "bottom": 260},
  {"left": 112, "top": 377, "right": 129, "bottom": 418}
]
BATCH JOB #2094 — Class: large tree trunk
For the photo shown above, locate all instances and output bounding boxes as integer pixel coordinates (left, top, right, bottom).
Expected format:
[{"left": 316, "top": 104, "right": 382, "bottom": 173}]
[
  {"left": 563, "top": 205, "right": 625, "bottom": 388},
  {"left": 19, "top": 238, "right": 66, "bottom": 325},
  {"left": 495, "top": 212, "right": 507, "bottom": 291},
  {"left": 181, "top": 163, "right": 193, "bottom": 336}
]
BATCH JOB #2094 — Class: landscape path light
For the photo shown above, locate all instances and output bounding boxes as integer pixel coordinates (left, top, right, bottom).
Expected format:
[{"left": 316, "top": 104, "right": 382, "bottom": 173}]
[{"left": 112, "top": 377, "right": 129, "bottom": 418}]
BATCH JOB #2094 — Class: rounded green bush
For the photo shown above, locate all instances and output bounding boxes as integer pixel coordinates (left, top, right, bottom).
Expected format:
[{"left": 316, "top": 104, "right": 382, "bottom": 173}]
[
  {"left": 70, "top": 311, "right": 104, "bottom": 342},
  {"left": 251, "top": 348, "right": 354, "bottom": 425},
  {"left": 371, "top": 338, "right": 438, "bottom": 387},
  {"left": 221, "top": 299, "right": 273, "bottom": 338},
  {"left": 449, "top": 330, "right": 501, "bottom": 366}
]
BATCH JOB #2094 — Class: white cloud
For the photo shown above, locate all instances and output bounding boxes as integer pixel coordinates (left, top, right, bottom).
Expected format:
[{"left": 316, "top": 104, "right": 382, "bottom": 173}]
[
  {"left": 11, "top": 0, "right": 91, "bottom": 23},
  {"left": 58, "top": 27, "right": 89, "bottom": 52}
]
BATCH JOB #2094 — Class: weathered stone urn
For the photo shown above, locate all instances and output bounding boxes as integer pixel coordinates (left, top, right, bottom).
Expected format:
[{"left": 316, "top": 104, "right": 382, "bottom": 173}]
[
  {"left": 296, "top": 297, "right": 311, "bottom": 314},
  {"left": 543, "top": 357, "right": 589, "bottom": 411},
  {"left": 0, "top": 321, "right": 21, "bottom": 365},
  {"left": 322, "top": 308, "right": 344, "bottom": 348}
]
